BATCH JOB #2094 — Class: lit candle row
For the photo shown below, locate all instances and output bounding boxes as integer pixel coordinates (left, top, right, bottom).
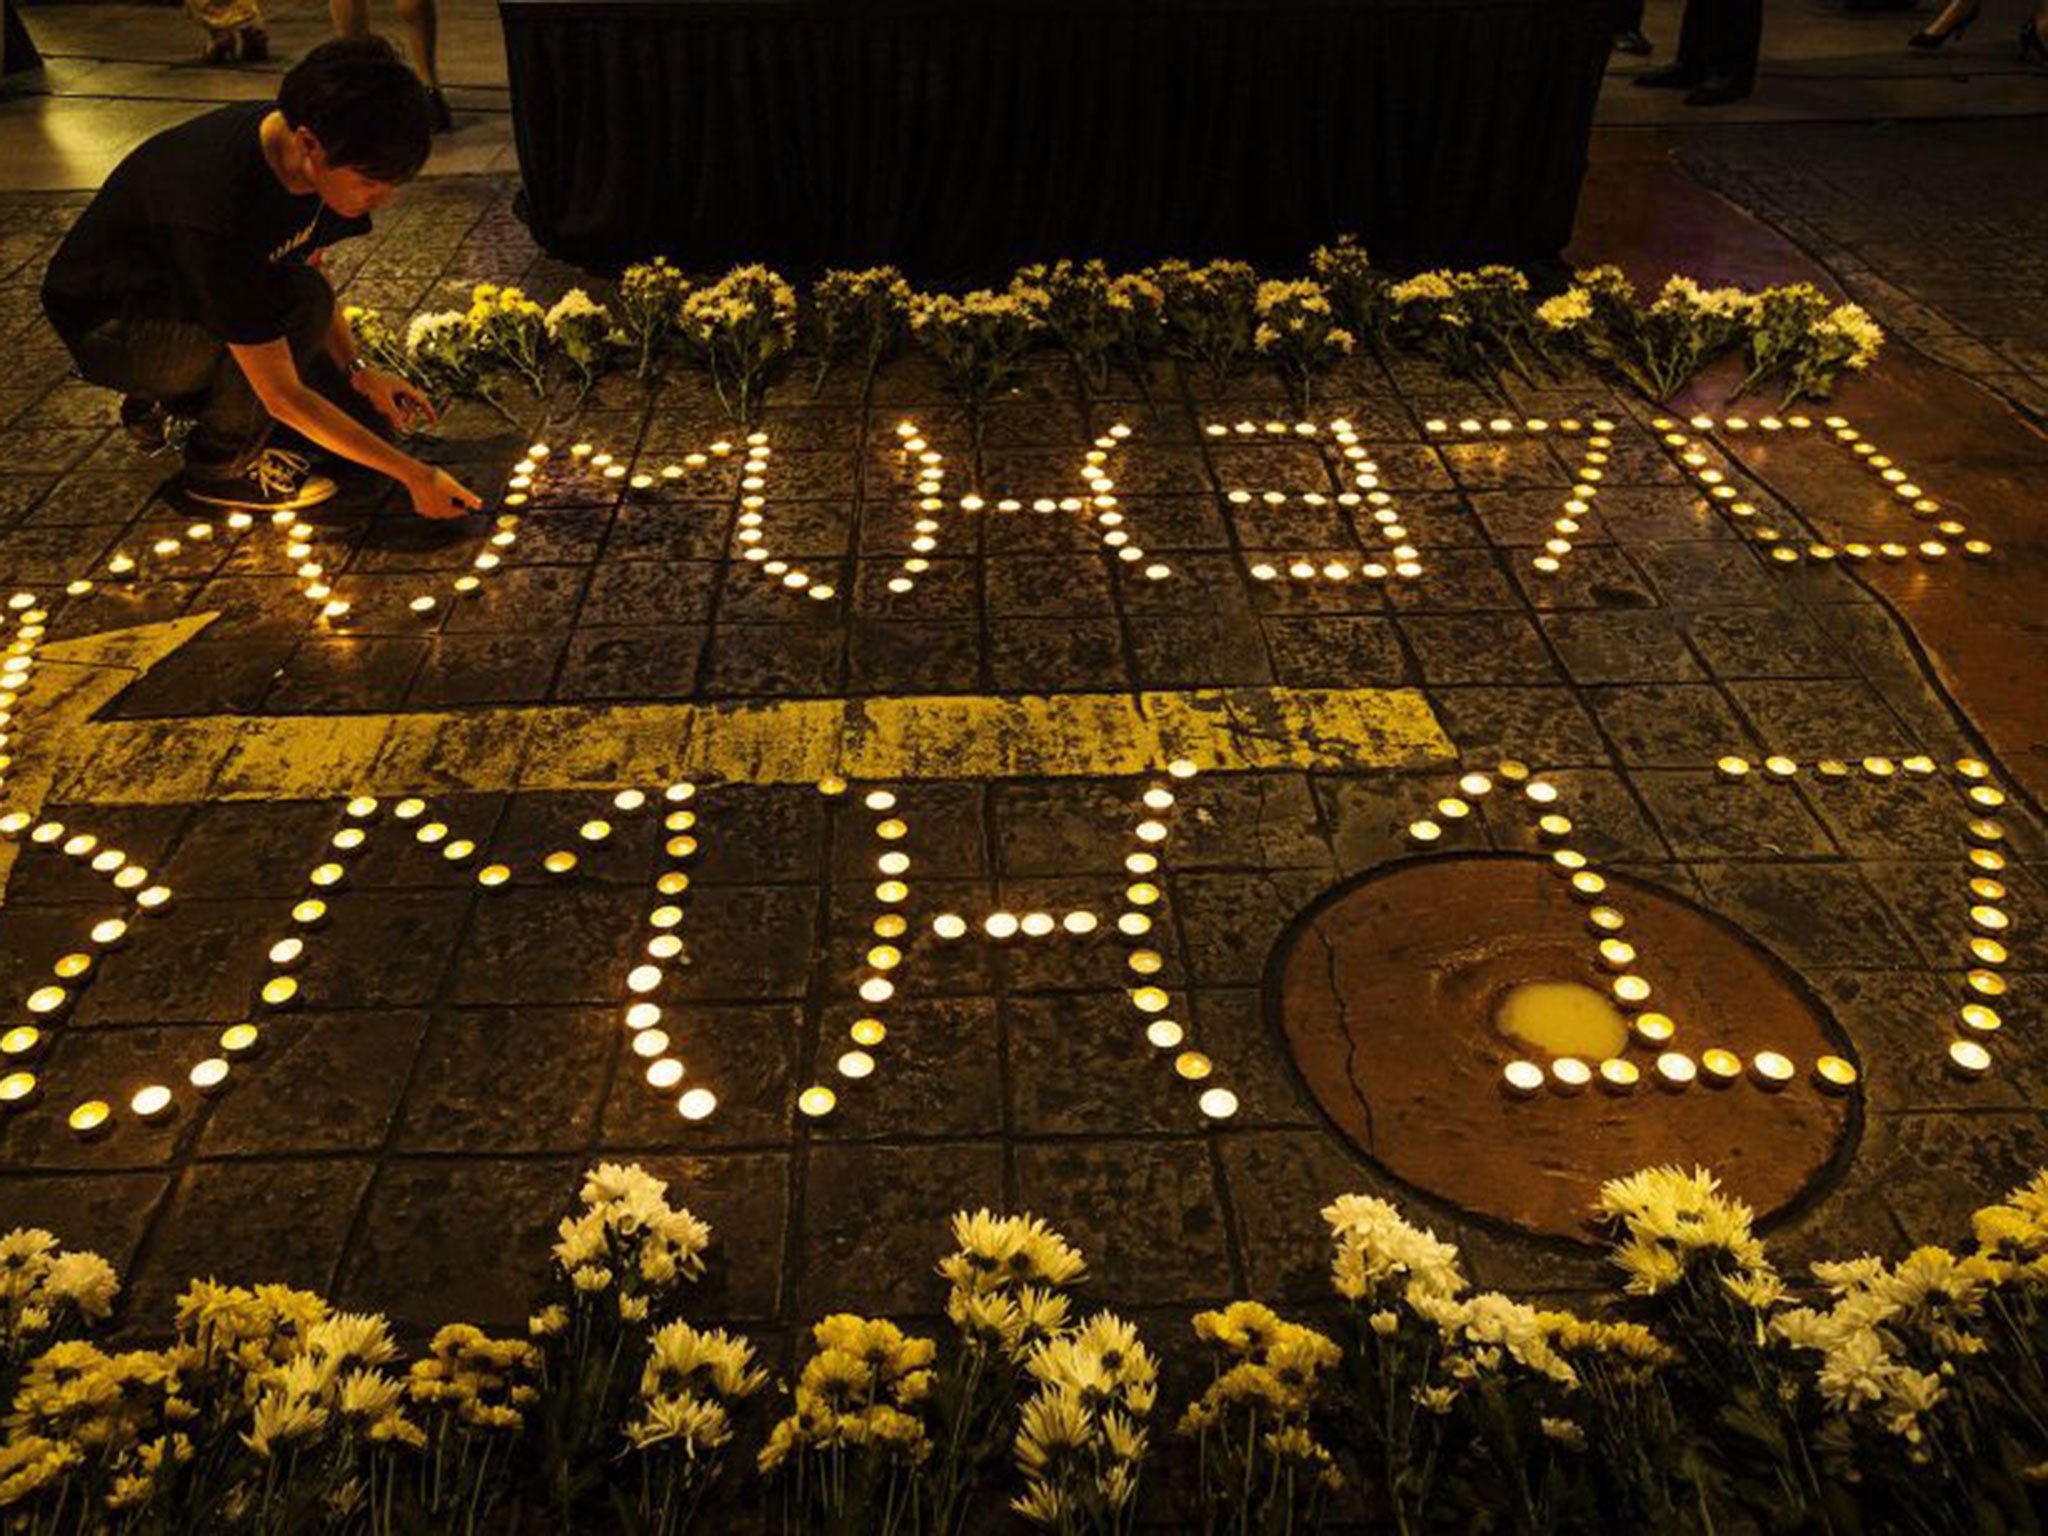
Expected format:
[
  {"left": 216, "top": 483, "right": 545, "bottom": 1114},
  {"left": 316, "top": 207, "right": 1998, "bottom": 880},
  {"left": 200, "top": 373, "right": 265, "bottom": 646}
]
[
  {"left": 1530, "top": 431, "right": 1612, "bottom": 577},
  {"left": 1708, "top": 751, "right": 2019, "bottom": 1079},
  {"left": 724, "top": 431, "right": 834, "bottom": 601},
  {"left": 0, "top": 794, "right": 180, "bottom": 1133},
  {"left": 1653, "top": 414, "right": 1990, "bottom": 567},
  {"left": 1422, "top": 415, "right": 1611, "bottom": 438},
  {"left": 616, "top": 780, "right": 714, "bottom": 1122},
  {"left": 1209, "top": 418, "right": 1424, "bottom": 584},
  {"left": 0, "top": 592, "right": 50, "bottom": 799},
  {"left": 1119, "top": 760, "right": 1237, "bottom": 1121},
  {"left": 932, "top": 908, "right": 1103, "bottom": 940},
  {"left": 796, "top": 779, "right": 915, "bottom": 1119},
  {"left": 1501, "top": 1048, "right": 1857, "bottom": 1096},
  {"left": 891, "top": 421, "right": 948, "bottom": 595},
  {"left": 1401, "top": 763, "right": 1862, "bottom": 1102}
]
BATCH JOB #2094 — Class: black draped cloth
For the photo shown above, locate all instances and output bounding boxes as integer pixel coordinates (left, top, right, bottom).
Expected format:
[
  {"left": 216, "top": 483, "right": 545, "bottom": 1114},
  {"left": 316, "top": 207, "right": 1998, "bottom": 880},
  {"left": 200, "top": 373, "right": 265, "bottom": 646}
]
[{"left": 500, "top": 0, "right": 1615, "bottom": 281}]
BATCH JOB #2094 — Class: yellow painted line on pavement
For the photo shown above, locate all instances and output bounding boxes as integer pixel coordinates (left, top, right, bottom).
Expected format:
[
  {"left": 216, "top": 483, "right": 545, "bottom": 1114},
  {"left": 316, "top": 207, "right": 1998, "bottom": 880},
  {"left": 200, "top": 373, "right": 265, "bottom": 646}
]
[{"left": 13, "top": 618, "right": 1452, "bottom": 804}]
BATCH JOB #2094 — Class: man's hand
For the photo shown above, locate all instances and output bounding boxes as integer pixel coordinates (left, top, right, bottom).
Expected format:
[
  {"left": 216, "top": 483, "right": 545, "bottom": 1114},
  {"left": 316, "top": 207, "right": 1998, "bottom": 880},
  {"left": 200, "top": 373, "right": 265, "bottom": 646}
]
[
  {"left": 407, "top": 464, "right": 484, "bottom": 521},
  {"left": 352, "top": 367, "right": 438, "bottom": 434}
]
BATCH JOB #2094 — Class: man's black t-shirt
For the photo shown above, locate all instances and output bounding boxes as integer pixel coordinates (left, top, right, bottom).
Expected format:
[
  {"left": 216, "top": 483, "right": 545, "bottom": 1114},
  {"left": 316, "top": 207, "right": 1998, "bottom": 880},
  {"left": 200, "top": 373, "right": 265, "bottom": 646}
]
[{"left": 41, "top": 101, "right": 371, "bottom": 347}]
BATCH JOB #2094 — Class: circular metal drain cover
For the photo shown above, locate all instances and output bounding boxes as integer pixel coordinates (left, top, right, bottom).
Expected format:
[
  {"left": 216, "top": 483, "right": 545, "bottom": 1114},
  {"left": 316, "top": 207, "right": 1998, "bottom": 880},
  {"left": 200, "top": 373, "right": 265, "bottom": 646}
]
[{"left": 1270, "top": 854, "right": 1857, "bottom": 1241}]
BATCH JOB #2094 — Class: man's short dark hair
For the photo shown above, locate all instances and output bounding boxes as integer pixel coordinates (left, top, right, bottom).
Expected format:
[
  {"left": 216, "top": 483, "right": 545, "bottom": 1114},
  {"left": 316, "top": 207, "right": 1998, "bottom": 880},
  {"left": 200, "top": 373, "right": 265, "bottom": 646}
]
[{"left": 278, "top": 37, "right": 432, "bottom": 185}]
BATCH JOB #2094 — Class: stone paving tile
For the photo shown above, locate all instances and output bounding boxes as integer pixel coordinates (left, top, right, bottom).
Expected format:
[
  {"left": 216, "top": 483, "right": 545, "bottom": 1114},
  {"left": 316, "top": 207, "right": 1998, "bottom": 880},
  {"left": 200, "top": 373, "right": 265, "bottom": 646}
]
[{"left": 0, "top": 171, "right": 2040, "bottom": 1350}]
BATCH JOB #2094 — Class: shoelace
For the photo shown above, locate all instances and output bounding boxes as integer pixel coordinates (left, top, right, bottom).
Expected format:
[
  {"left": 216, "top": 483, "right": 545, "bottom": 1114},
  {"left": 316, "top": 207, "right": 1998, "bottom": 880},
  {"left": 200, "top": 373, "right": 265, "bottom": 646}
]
[{"left": 248, "top": 449, "right": 310, "bottom": 499}]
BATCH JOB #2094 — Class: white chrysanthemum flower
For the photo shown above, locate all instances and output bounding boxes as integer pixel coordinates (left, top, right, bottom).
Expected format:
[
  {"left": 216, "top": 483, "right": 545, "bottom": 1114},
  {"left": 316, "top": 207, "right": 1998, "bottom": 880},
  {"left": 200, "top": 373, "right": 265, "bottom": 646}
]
[{"left": 39, "top": 1251, "right": 119, "bottom": 1319}]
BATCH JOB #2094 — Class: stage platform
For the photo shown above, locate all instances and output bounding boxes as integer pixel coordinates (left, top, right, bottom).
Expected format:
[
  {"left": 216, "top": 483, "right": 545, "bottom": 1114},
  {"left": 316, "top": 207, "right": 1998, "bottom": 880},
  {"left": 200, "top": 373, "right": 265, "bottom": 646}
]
[{"left": 499, "top": 0, "right": 1616, "bottom": 278}]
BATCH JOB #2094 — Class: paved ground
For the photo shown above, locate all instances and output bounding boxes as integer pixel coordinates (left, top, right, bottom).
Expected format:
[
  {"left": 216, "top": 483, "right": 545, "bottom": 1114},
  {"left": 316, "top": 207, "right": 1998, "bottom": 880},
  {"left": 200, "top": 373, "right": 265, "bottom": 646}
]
[{"left": 0, "top": 6, "right": 2043, "bottom": 1366}]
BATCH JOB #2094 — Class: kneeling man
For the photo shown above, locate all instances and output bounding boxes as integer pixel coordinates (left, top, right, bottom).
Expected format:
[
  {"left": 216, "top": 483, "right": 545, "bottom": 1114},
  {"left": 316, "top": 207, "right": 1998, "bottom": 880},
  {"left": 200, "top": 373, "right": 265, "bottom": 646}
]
[{"left": 41, "top": 37, "right": 481, "bottom": 519}]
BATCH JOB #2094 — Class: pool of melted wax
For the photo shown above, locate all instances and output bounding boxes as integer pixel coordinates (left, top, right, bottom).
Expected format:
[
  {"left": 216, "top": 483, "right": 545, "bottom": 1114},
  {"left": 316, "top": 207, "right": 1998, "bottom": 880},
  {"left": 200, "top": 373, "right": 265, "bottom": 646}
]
[{"left": 1494, "top": 980, "right": 1631, "bottom": 1062}]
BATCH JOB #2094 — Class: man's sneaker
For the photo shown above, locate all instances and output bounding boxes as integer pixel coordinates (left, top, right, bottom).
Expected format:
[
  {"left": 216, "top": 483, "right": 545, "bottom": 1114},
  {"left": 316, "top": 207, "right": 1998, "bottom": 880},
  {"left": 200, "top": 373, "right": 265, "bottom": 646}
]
[{"left": 180, "top": 449, "right": 339, "bottom": 513}]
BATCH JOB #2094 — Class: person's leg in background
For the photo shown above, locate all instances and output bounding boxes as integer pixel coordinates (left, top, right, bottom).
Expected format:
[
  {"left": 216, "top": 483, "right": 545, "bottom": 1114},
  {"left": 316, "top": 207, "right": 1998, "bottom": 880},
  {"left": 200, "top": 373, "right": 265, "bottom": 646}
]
[
  {"left": 331, "top": 0, "right": 452, "bottom": 130},
  {"left": 1635, "top": 0, "right": 1707, "bottom": 86},
  {"left": 1616, "top": 0, "right": 1652, "bottom": 56},
  {"left": 1687, "top": 0, "right": 1760, "bottom": 104}
]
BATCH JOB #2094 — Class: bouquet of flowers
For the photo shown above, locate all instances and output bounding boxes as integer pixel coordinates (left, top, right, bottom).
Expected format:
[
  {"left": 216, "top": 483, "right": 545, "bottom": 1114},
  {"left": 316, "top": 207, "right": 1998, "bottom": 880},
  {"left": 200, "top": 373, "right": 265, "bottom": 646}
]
[
  {"left": 1011, "top": 1313, "right": 1155, "bottom": 1535},
  {"left": 1011, "top": 260, "right": 1123, "bottom": 394},
  {"left": 1104, "top": 273, "right": 1168, "bottom": 401},
  {"left": 909, "top": 289, "right": 1048, "bottom": 416},
  {"left": 341, "top": 305, "right": 432, "bottom": 398},
  {"left": 405, "top": 309, "right": 479, "bottom": 399},
  {"left": 1639, "top": 276, "right": 1755, "bottom": 400},
  {"left": 679, "top": 264, "right": 799, "bottom": 424},
  {"left": 544, "top": 288, "right": 615, "bottom": 404},
  {"left": 1147, "top": 259, "right": 1260, "bottom": 380},
  {"left": 1310, "top": 235, "right": 1392, "bottom": 346},
  {"left": 532, "top": 1162, "right": 715, "bottom": 1525},
  {"left": 402, "top": 1322, "right": 540, "bottom": 1532},
  {"left": 463, "top": 282, "right": 550, "bottom": 397},
  {"left": 757, "top": 1315, "right": 937, "bottom": 1536},
  {"left": 0, "top": 1229, "right": 119, "bottom": 1408},
  {"left": 809, "top": 266, "right": 915, "bottom": 396},
  {"left": 622, "top": 1322, "right": 768, "bottom": 1536},
  {"left": 1739, "top": 286, "right": 1884, "bottom": 406},
  {"left": 1390, "top": 267, "right": 1539, "bottom": 382},
  {"left": 921, "top": 1210, "right": 1091, "bottom": 1534},
  {"left": 616, "top": 256, "right": 691, "bottom": 381},
  {"left": 1252, "top": 278, "right": 1356, "bottom": 410},
  {"left": 1177, "top": 1302, "right": 1345, "bottom": 1534}
]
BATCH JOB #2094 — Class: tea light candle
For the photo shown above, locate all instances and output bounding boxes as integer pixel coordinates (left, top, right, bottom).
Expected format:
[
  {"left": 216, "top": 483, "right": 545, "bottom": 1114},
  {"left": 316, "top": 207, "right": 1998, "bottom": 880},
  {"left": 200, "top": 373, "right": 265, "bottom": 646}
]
[
  {"left": 1502, "top": 1060, "right": 1545, "bottom": 1096},
  {"left": 1062, "top": 911, "right": 1099, "bottom": 935},
  {"left": 875, "top": 880, "right": 909, "bottom": 904},
  {"left": 68, "top": 1100, "right": 112, "bottom": 1136},
  {"left": 857, "top": 977, "right": 894, "bottom": 1004},
  {"left": 677, "top": 1087, "right": 717, "bottom": 1120},
  {"left": 851, "top": 1019, "right": 887, "bottom": 1046},
  {"left": 1458, "top": 772, "right": 1493, "bottom": 797},
  {"left": 189, "top": 1057, "right": 230, "bottom": 1093},
  {"left": 1020, "top": 913, "right": 1056, "bottom": 938},
  {"left": 1536, "top": 814, "right": 1573, "bottom": 839},
  {"left": 131, "top": 1084, "right": 173, "bottom": 1122},
  {"left": 985, "top": 912, "right": 1020, "bottom": 939},
  {"left": 1550, "top": 1057, "right": 1591, "bottom": 1093},
  {"left": 1570, "top": 872, "right": 1607, "bottom": 900},
  {"left": 1525, "top": 781, "right": 1559, "bottom": 805},
  {"left": 837, "top": 1051, "right": 876, "bottom": 1079},
  {"left": 631, "top": 1030, "right": 670, "bottom": 1059},
  {"left": 544, "top": 851, "right": 578, "bottom": 875},
  {"left": 1699, "top": 1048, "right": 1742, "bottom": 1083},
  {"left": 1751, "top": 1051, "right": 1795, "bottom": 1086},
  {"left": 1599, "top": 1058, "right": 1639, "bottom": 1091},
  {"left": 1814, "top": 1055, "right": 1858, "bottom": 1091},
  {"left": 1588, "top": 907, "right": 1626, "bottom": 933},
  {"left": 1655, "top": 1052, "right": 1697, "bottom": 1088},
  {"left": 1174, "top": 1051, "right": 1212, "bottom": 1081},
  {"left": 579, "top": 820, "right": 612, "bottom": 843},
  {"left": 1716, "top": 757, "right": 1750, "bottom": 781},
  {"left": 933, "top": 914, "right": 967, "bottom": 940},
  {"left": 1633, "top": 1012, "right": 1676, "bottom": 1044},
  {"left": 1, "top": 1026, "right": 36, "bottom": 1056},
  {"left": 1126, "top": 852, "right": 1159, "bottom": 874},
  {"left": 1612, "top": 975, "right": 1651, "bottom": 1006},
  {"left": 1407, "top": 819, "right": 1442, "bottom": 845},
  {"left": 1959, "top": 1004, "right": 2002, "bottom": 1035},
  {"left": 1598, "top": 939, "right": 1636, "bottom": 970},
  {"left": 799, "top": 1085, "right": 838, "bottom": 1117},
  {"left": 1948, "top": 1039, "right": 1992, "bottom": 1077},
  {"left": 268, "top": 937, "right": 305, "bottom": 968},
  {"left": 666, "top": 781, "right": 698, "bottom": 803},
  {"left": 1969, "top": 906, "right": 2009, "bottom": 934},
  {"left": 25, "top": 986, "right": 67, "bottom": 1016},
  {"left": 0, "top": 1070, "right": 36, "bottom": 1105},
  {"left": 1142, "top": 787, "right": 1176, "bottom": 812},
  {"left": 1132, "top": 986, "right": 1170, "bottom": 1013},
  {"left": 292, "top": 898, "right": 328, "bottom": 926}
]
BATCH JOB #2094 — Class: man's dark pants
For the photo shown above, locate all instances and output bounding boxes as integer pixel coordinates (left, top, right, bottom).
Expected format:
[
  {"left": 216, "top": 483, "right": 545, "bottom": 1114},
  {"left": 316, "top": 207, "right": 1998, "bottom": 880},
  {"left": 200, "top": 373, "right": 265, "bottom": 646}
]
[{"left": 59, "top": 265, "right": 375, "bottom": 478}]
